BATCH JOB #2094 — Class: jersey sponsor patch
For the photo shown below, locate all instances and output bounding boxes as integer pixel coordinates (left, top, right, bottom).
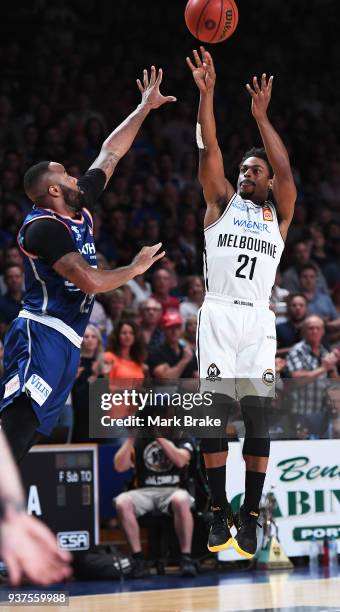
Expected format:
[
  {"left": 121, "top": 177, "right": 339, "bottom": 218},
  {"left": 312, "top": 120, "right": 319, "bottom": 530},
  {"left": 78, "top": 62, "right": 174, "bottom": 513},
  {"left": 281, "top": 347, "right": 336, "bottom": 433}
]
[
  {"left": 4, "top": 373, "right": 20, "bottom": 398},
  {"left": 206, "top": 363, "right": 221, "bottom": 382},
  {"left": 25, "top": 374, "right": 52, "bottom": 406},
  {"left": 262, "top": 369, "right": 275, "bottom": 386},
  {"left": 262, "top": 206, "right": 273, "bottom": 222}
]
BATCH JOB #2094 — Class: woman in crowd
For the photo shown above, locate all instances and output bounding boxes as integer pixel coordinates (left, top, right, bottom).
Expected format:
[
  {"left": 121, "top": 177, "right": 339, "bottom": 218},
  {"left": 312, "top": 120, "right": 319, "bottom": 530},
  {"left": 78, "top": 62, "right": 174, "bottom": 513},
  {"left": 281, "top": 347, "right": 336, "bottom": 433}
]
[
  {"left": 104, "top": 320, "right": 146, "bottom": 384},
  {"left": 71, "top": 324, "right": 104, "bottom": 442}
]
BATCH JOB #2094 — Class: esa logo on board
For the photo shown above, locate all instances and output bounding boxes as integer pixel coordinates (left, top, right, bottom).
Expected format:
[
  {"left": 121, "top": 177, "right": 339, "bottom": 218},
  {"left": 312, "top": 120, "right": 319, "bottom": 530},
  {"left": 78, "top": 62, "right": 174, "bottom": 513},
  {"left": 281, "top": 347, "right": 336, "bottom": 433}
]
[{"left": 57, "top": 530, "right": 90, "bottom": 551}]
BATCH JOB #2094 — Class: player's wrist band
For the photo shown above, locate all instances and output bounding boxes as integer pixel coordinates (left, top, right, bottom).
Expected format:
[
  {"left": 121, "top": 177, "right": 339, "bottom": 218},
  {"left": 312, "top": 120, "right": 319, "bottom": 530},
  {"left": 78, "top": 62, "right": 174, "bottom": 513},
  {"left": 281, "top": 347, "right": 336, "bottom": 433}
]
[
  {"left": 196, "top": 122, "right": 205, "bottom": 149},
  {"left": 0, "top": 497, "right": 26, "bottom": 520}
]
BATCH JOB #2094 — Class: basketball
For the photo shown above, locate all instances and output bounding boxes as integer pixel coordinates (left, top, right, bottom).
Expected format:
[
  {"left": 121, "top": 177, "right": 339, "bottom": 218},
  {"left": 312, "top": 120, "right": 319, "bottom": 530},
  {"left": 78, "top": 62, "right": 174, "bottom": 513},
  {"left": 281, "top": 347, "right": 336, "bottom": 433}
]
[{"left": 185, "top": 0, "right": 238, "bottom": 44}]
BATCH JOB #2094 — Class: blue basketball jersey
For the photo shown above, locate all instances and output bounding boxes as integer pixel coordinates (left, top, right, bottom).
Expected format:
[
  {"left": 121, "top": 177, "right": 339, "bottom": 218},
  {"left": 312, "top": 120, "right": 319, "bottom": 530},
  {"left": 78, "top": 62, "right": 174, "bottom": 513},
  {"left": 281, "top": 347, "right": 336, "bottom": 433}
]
[{"left": 17, "top": 206, "right": 96, "bottom": 340}]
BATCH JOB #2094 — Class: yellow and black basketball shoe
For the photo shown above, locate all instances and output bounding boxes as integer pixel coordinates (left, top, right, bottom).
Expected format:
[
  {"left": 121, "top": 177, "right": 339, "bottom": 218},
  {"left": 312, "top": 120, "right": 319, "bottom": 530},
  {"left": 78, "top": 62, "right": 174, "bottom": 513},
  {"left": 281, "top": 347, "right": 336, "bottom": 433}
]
[
  {"left": 207, "top": 504, "right": 234, "bottom": 552},
  {"left": 233, "top": 506, "right": 261, "bottom": 558}
]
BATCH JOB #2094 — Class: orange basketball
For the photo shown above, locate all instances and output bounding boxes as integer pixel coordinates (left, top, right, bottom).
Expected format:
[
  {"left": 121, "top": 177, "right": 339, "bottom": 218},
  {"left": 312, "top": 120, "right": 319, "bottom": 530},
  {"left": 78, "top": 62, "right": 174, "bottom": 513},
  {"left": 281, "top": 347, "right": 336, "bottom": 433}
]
[{"left": 185, "top": 0, "right": 238, "bottom": 44}]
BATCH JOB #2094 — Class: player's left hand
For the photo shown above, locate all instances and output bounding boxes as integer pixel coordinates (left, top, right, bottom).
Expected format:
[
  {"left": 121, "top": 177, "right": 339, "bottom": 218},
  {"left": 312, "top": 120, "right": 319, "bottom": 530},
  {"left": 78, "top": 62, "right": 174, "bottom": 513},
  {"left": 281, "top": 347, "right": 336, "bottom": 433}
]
[
  {"left": 1, "top": 511, "right": 72, "bottom": 586},
  {"left": 246, "top": 74, "right": 273, "bottom": 120},
  {"left": 137, "top": 66, "right": 177, "bottom": 109}
]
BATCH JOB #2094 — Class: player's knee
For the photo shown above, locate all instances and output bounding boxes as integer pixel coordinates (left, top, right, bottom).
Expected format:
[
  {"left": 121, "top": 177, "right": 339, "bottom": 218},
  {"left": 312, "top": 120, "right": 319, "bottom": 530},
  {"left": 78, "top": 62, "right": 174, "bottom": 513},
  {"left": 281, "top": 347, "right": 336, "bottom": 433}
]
[
  {"left": 240, "top": 395, "right": 270, "bottom": 438},
  {"left": 200, "top": 436, "right": 229, "bottom": 454},
  {"left": 242, "top": 437, "right": 270, "bottom": 458}
]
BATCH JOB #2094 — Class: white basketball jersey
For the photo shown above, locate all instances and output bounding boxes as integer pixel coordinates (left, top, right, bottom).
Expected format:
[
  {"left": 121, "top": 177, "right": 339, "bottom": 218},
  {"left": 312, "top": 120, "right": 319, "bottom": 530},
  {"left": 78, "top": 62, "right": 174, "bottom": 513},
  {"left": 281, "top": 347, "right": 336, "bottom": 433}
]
[{"left": 203, "top": 193, "right": 284, "bottom": 301}]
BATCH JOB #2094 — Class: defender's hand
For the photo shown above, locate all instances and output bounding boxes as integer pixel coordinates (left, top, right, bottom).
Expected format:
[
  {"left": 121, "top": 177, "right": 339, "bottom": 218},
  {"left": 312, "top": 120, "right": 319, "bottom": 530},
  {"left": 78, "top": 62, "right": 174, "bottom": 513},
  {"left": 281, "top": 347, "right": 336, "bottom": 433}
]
[
  {"left": 246, "top": 73, "right": 273, "bottom": 120},
  {"left": 132, "top": 243, "right": 165, "bottom": 276},
  {"left": 137, "top": 66, "right": 177, "bottom": 109},
  {"left": 186, "top": 46, "right": 216, "bottom": 94}
]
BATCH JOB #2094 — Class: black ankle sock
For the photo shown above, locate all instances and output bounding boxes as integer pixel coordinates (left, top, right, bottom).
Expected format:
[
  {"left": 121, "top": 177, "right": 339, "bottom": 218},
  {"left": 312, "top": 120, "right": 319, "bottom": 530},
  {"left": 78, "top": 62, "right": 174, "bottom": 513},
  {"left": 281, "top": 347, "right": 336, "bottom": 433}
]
[
  {"left": 243, "top": 471, "right": 266, "bottom": 513},
  {"left": 132, "top": 551, "right": 143, "bottom": 560},
  {"left": 205, "top": 465, "right": 228, "bottom": 510},
  {"left": 181, "top": 552, "right": 191, "bottom": 559}
]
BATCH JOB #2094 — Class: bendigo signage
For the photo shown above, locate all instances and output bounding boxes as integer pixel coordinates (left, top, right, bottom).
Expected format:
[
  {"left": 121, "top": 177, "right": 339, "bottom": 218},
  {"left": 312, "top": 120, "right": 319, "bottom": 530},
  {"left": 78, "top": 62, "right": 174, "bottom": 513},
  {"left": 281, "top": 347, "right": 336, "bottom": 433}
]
[{"left": 220, "top": 440, "right": 340, "bottom": 560}]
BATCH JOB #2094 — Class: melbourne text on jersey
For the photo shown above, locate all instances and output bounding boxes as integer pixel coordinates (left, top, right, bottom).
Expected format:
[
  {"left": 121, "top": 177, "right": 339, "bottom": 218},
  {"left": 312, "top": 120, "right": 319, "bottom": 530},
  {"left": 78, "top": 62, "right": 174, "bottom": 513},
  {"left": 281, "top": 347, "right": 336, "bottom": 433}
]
[{"left": 217, "top": 233, "right": 278, "bottom": 259}]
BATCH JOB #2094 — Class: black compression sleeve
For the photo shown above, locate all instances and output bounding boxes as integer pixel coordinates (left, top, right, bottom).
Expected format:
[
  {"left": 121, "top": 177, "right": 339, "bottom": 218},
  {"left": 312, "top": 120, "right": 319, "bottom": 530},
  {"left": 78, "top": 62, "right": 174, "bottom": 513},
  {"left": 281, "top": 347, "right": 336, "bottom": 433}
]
[
  {"left": 23, "top": 218, "right": 77, "bottom": 266},
  {"left": 77, "top": 169, "right": 106, "bottom": 209}
]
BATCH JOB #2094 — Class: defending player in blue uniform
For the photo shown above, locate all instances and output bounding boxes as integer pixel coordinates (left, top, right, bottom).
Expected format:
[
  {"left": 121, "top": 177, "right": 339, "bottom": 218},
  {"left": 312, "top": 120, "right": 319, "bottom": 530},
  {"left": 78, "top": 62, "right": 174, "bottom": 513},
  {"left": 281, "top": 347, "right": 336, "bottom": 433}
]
[{"left": 0, "top": 66, "right": 176, "bottom": 462}]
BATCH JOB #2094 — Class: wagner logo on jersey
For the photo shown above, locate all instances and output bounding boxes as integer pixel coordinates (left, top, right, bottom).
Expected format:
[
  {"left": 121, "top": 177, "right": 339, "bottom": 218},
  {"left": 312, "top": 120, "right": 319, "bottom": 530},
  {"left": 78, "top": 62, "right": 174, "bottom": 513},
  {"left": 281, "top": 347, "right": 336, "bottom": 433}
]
[
  {"left": 233, "top": 218, "right": 270, "bottom": 233},
  {"left": 203, "top": 194, "right": 284, "bottom": 300}
]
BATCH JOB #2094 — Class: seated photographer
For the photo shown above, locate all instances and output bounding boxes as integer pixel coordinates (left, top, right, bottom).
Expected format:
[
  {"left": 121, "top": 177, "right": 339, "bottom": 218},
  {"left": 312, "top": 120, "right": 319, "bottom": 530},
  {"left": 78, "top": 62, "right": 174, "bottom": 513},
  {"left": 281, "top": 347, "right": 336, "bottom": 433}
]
[{"left": 113, "top": 433, "right": 196, "bottom": 577}]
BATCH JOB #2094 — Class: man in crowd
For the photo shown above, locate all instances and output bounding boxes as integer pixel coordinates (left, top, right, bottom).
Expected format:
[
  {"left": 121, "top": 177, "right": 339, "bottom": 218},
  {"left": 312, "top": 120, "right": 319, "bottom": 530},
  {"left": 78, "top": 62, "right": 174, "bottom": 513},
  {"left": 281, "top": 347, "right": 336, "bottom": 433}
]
[
  {"left": 285, "top": 315, "right": 340, "bottom": 437},
  {"left": 147, "top": 312, "right": 198, "bottom": 380},
  {"left": 282, "top": 240, "right": 328, "bottom": 293},
  {"left": 0, "top": 265, "right": 24, "bottom": 326},
  {"left": 179, "top": 275, "right": 204, "bottom": 322},
  {"left": 151, "top": 268, "right": 180, "bottom": 314},
  {"left": 299, "top": 263, "right": 340, "bottom": 332},
  {"left": 114, "top": 435, "right": 196, "bottom": 577},
  {"left": 139, "top": 297, "right": 164, "bottom": 352},
  {"left": 276, "top": 293, "right": 308, "bottom": 355}
]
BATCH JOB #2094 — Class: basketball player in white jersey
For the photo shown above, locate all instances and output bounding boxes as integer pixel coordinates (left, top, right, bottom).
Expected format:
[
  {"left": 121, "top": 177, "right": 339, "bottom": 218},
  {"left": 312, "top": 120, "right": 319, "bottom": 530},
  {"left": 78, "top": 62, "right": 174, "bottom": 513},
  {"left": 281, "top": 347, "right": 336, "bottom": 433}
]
[{"left": 186, "top": 47, "right": 296, "bottom": 557}]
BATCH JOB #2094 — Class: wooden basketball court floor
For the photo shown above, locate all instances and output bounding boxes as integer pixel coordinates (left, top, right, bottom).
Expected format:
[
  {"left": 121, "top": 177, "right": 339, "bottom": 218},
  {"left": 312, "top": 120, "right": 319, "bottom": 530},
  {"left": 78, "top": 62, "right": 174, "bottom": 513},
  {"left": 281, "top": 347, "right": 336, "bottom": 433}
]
[{"left": 1, "top": 568, "right": 339, "bottom": 612}]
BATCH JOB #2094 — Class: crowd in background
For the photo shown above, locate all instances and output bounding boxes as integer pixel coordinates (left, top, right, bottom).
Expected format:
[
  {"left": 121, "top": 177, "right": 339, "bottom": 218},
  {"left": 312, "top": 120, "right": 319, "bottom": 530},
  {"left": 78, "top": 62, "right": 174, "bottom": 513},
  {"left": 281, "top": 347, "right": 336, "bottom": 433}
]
[{"left": 0, "top": 0, "right": 340, "bottom": 441}]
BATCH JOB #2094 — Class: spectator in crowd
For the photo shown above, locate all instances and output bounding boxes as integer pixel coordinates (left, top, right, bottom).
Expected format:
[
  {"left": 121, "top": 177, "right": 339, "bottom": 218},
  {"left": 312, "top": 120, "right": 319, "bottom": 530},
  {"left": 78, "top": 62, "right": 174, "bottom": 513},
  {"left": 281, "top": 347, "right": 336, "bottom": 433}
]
[
  {"left": 184, "top": 316, "right": 197, "bottom": 352},
  {"left": 151, "top": 268, "right": 180, "bottom": 314},
  {"left": 127, "top": 273, "right": 152, "bottom": 308},
  {"left": 324, "top": 238, "right": 340, "bottom": 290},
  {"left": 106, "top": 288, "right": 127, "bottom": 334},
  {"left": 270, "top": 270, "right": 290, "bottom": 324},
  {"left": 0, "top": 265, "right": 24, "bottom": 327},
  {"left": 285, "top": 315, "right": 340, "bottom": 437},
  {"left": 104, "top": 320, "right": 146, "bottom": 385},
  {"left": 282, "top": 240, "right": 328, "bottom": 294},
  {"left": 139, "top": 298, "right": 164, "bottom": 351},
  {"left": 179, "top": 275, "right": 205, "bottom": 322},
  {"left": 299, "top": 264, "right": 340, "bottom": 335},
  {"left": 178, "top": 212, "right": 199, "bottom": 273},
  {"left": 0, "top": 245, "right": 24, "bottom": 294},
  {"left": 276, "top": 294, "right": 308, "bottom": 355},
  {"left": 114, "top": 435, "right": 197, "bottom": 577},
  {"left": 333, "top": 283, "right": 340, "bottom": 317},
  {"left": 310, "top": 225, "right": 334, "bottom": 270},
  {"left": 148, "top": 312, "right": 198, "bottom": 379},
  {"left": 72, "top": 324, "right": 104, "bottom": 442},
  {"left": 89, "top": 299, "right": 109, "bottom": 339}
]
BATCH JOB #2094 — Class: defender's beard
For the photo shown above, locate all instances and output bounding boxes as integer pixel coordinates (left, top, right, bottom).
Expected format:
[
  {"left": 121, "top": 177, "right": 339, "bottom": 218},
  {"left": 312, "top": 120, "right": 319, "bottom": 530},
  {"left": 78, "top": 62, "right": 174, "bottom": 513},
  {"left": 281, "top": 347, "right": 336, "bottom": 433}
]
[{"left": 60, "top": 185, "right": 87, "bottom": 211}]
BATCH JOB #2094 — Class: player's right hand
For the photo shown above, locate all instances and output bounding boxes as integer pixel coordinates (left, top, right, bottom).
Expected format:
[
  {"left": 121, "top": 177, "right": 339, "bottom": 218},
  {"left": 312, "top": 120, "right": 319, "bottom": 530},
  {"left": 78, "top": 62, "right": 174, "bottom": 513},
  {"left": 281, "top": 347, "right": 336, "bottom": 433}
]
[
  {"left": 186, "top": 46, "right": 216, "bottom": 93},
  {"left": 132, "top": 243, "right": 165, "bottom": 276}
]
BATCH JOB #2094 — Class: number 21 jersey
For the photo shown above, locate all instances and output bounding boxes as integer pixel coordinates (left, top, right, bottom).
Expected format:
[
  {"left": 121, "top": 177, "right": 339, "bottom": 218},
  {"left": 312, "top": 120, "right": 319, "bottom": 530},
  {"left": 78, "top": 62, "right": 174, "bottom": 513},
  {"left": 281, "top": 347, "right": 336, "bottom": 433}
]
[{"left": 203, "top": 193, "right": 284, "bottom": 301}]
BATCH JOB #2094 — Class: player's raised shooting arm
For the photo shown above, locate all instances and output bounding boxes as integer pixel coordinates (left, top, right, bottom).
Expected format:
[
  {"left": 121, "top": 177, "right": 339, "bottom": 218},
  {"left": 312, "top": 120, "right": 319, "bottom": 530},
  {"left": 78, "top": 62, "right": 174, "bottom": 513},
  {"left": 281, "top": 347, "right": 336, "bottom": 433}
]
[
  {"left": 53, "top": 243, "right": 165, "bottom": 294},
  {"left": 186, "top": 48, "right": 234, "bottom": 211},
  {"left": 89, "top": 67, "right": 176, "bottom": 187},
  {"left": 246, "top": 75, "right": 296, "bottom": 239}
]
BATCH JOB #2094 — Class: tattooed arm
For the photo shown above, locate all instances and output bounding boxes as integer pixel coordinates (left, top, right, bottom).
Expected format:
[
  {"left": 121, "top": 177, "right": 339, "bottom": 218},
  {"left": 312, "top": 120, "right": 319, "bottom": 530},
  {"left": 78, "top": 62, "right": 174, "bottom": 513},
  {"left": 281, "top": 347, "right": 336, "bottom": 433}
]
[{"left": 89, "top": 66, "right": 176, "bottom": 186}]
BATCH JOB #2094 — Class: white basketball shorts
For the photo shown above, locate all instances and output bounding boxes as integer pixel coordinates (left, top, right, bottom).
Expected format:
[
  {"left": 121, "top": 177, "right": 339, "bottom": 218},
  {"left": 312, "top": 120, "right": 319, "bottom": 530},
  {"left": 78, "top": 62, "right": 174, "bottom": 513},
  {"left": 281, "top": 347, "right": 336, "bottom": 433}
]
[{"left": 196, "top": 293, "right": 276, "bottom": 399}]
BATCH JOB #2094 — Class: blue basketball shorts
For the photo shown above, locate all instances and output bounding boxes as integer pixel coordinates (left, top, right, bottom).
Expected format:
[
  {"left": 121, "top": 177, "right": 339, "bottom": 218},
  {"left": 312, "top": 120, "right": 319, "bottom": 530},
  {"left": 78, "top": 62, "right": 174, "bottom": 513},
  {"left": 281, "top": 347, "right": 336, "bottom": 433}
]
[{"left": 0, "top": 318, "right": 80, "bottom": 435}]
